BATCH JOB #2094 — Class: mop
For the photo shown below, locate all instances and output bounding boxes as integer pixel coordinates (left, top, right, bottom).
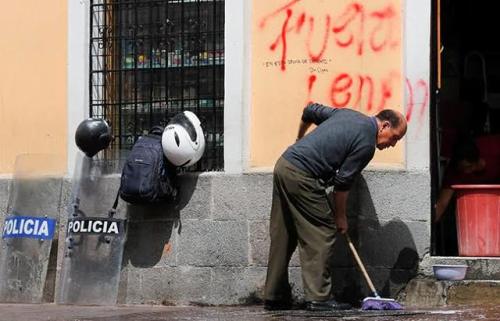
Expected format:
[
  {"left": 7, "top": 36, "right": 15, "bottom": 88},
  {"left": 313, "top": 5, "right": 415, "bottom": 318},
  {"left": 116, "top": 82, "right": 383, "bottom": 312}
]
[{"left": 345, "top": 234, "right": 403, "bottom": 310}]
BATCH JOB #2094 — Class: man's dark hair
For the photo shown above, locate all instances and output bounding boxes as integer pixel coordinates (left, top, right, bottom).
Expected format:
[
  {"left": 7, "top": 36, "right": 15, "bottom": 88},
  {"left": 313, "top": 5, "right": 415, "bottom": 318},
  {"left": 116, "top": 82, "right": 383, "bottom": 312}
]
[
  {"left": 450, "top": 136, "right": 480, "bottom": 168},
  {"left": 375, "top": 110, "right": 401, "bottom": 128}
]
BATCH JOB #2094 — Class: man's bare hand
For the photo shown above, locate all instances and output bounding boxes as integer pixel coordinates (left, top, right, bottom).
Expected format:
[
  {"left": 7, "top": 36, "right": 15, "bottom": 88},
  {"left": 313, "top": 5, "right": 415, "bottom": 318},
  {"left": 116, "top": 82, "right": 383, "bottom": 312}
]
[
  {"left": 333, "top": 190, "right": 349, "bottom": 234},
  {"left": 335, "top": 215, "right": 348, "bottom": 234}
]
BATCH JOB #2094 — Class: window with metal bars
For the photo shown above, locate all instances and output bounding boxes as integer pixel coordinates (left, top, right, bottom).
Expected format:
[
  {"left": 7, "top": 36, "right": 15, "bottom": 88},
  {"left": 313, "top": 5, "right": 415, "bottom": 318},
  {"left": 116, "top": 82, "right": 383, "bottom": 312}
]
[{"left": 89, "top": 0, "right": 224, "bottom": 171}]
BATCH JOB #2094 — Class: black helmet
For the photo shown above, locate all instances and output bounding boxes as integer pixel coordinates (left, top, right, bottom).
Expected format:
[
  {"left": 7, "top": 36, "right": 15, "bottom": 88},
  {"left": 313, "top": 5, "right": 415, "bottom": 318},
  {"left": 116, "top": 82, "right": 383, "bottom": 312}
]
[{"left": 75, "top": 118, "right": 112, "bottom": 157}]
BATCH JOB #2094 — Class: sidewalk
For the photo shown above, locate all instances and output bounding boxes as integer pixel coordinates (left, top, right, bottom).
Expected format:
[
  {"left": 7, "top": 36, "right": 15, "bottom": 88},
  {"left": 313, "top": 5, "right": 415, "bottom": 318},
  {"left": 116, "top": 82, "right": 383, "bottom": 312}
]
[{"left": 0, "top": 304, "right": 498, "bottom": 321}]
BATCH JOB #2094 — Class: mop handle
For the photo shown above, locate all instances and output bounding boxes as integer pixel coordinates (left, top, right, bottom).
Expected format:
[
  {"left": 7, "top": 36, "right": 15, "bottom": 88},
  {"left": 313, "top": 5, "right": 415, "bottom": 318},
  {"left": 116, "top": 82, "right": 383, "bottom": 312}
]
[{"left": 345, "top": 234, "right": 379, "bottom": 297}]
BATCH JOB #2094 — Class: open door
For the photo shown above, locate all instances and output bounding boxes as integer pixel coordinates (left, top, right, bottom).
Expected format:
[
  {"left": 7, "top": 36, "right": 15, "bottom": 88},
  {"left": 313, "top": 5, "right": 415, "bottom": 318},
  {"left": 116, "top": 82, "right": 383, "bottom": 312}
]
[{"left": 432, "top": 0, "right": 500, "bottom": 256}]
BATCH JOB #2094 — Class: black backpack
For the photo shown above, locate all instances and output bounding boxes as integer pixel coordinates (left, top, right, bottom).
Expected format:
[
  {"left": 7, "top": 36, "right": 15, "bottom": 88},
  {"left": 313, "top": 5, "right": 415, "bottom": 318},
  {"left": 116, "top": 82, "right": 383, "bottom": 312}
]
[{"left": 119, "top": 126, "right": 177, "bottom": 204}]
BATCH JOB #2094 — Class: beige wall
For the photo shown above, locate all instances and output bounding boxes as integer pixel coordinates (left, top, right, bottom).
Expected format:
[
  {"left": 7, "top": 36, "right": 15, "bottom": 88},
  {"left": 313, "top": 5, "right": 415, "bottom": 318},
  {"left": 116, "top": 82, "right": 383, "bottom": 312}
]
[
  {"left": 0, "top": 1, "right": 67, "bottom": 174},
  {"left": 251, "top": 0, "right": 404, "bottom": 168}
]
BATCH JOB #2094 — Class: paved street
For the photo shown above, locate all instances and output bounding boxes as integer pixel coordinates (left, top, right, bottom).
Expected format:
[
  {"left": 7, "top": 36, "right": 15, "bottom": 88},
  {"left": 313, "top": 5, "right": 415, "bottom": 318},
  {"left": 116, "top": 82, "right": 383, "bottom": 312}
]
[{"left": 0, "top": 304, "right": 498, "bottom": 321}]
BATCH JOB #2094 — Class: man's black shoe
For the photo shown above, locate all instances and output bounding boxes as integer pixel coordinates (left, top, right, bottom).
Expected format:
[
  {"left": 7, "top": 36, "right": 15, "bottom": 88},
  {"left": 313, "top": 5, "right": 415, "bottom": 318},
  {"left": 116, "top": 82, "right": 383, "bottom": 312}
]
[
  {"left": 306, "top": 299, "right": 351, "bottom": 311},
  {"left": 264, "top": 300, "right": 292, "bottom": 311}
]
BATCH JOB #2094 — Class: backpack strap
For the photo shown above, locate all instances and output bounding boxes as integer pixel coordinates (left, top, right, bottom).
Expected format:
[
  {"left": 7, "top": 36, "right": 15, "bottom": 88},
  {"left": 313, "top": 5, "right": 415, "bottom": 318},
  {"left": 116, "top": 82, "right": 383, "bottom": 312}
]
[
  {"left": 112, "top": 189, "right": 120, "bottom": 210},
  {"left": 109, "top": 188, "right": 120, "bottom": 218}
]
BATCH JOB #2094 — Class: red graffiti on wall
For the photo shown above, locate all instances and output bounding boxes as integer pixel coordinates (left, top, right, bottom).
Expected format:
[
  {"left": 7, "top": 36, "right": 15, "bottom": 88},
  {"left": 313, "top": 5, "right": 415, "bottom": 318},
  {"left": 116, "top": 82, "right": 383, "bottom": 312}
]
[
  {"left": 306, "top": 74, "right": 317, "bottom": 105},
  {"left": 405, "top": 78, "right": 429, "bottom": 125},
  {"left": 312, "top": 71, "right": 400, "bottom": 112},
  {"left": 259, "top": 1, "right": 429, "bottom": 124},
  {"left": 353, "top": 75, "right": 374, "bottom": 111},
  {"left": 307, "top": 71, "right": 429, "bottom": 122},
  {"left": 307, "top": 15, "right": 331, "bottom": 62},
  {"left": 332, "top": 3, "right": 365, "bottom": 55},
  {"left": 260, "top": 0, "right": 399, "bottom": 71},
  {"left": 370, "top": 5, "right": 399, "bottom": 52},
  {"left": 270, "top": 9, "right": 293, "bottom": 71}
]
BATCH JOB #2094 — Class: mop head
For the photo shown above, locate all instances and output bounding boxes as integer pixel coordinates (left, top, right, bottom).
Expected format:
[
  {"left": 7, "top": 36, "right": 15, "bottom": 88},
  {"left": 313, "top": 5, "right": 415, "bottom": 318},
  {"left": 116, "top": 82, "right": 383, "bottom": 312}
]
[{"left": 361, "top": 296, "right": 403, "bottom": 310}]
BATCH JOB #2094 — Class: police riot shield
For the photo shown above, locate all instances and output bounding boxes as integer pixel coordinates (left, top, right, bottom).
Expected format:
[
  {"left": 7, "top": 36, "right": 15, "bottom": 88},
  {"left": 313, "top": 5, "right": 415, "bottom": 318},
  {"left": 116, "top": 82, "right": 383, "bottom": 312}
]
[
  {"left": 0, "top": 154, "right": 63, "bottom": 303},
  {"left": 58, "top": 152, "right": 127, "bottom": 305}
]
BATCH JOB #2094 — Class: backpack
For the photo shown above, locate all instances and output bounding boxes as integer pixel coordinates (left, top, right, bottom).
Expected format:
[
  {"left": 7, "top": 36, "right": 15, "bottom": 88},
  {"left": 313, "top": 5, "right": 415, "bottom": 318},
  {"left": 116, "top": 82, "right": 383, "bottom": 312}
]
[{"left": 119, "top": 126, "right": 177, "bottom": 204}]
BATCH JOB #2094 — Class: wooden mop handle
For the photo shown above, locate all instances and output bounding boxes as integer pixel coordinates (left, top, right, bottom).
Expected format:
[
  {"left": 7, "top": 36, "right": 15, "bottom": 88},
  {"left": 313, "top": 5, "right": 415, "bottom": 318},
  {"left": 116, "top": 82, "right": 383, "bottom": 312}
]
[{"left": 345, "top": 234, "right": 379, "bottom": 297}]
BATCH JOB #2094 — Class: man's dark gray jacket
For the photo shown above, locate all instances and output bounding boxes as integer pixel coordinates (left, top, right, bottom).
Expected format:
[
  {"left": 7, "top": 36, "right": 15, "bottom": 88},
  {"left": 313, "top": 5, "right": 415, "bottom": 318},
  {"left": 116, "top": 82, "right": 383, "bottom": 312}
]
[{"left": 282, "top": 103, "right": 378, "bottom": 191}]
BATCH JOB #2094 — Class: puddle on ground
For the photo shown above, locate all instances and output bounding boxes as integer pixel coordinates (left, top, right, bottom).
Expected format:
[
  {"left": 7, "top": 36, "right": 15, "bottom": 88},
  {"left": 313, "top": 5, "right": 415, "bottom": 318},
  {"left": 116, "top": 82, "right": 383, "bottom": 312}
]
[
  {"left": 269, "top": 310, "right": 425, "bottom": 319},
  {"left": 264, "top": 305, "right": 499, "bottom": 321}
]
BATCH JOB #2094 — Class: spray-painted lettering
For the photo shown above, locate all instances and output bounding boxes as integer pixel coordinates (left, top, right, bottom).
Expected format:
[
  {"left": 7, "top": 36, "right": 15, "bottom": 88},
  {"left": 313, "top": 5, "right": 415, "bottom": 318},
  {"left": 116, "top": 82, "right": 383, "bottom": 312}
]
[
  {"left": 307, "top": 71, "right": 428, "bottom": 122},
  {"left": 258, "top": 1, "right": 429, "bottom": 125},
  {"left": 260, "top": 0, "right": 399, "bottom": 71}
]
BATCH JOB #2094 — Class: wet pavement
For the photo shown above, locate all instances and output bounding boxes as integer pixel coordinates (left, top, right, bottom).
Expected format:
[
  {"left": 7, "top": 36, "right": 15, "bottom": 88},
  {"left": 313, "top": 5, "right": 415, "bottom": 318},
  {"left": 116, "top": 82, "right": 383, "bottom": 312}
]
[{"left": 0, "top": 304, "right": 499, "bottom": 321}]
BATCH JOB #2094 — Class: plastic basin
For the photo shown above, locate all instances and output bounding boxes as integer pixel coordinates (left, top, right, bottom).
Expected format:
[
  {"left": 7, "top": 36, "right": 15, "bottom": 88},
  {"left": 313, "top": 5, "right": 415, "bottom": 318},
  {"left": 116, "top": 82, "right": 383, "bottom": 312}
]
[
  {"left": 432, "top": 264, "right": 468, "bottom": 280},
  {"left": 451, "top": 185, "right": 500, "bottom": 257}
]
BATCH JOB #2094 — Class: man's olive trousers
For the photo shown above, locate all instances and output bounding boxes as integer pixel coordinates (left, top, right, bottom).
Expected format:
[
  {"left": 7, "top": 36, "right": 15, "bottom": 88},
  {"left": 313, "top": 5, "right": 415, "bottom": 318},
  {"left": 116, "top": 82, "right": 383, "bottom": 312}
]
[{"left": 264, "top": 156, "right": 337, "bottom": 302}]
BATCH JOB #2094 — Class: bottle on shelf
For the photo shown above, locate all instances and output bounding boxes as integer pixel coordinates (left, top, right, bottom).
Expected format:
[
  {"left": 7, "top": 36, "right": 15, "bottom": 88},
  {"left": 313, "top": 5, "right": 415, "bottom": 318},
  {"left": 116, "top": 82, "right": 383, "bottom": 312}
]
[
  {"left": 123, "top": 41, "right": 135, "bottom": 69},
  {"left": 184, "top": 53, "right": 191, "bottom": 66},
  {"left": 207, "top": 51, "right": 213, "bottom": 65},
  {"left": 152, "top": 48, "right": 162, "bottom": 68},
  {"left": 199, "top": 51, "right": 208, "bottom": 65},
  {"left": 137, "top": 53, "right": 147, "bottom": 68},
  {"left": 191, "top": 54, "right": 198, "bottom": 66},
  {"left": 161, "top": 49, "right": 167, "bottom": 67},
  {"left": 173, "top": 50, "right": 181, "bottom": 67},
  {"left": 215, "top": 50, "right": 224, "bottom": 65},
  {"left": 168, "top": 51, "right": 174, "bottom": 67}
]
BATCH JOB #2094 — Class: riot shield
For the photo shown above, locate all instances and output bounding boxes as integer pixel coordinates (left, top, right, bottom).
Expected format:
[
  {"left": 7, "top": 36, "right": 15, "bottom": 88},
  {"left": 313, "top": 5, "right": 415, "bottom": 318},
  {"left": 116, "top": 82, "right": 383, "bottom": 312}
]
[
  {"left": 58, "top": 152, "right": 127, "bottom": 305},
  {"left": 0, "top": 154, "right": 63, "bottom": 303}
]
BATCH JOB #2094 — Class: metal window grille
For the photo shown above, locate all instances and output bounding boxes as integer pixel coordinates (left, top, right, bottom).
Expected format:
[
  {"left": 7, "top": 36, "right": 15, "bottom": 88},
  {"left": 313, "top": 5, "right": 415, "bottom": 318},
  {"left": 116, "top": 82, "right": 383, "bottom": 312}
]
[{"left": 90, "top": 0, "right": 224, "bottom": 171}]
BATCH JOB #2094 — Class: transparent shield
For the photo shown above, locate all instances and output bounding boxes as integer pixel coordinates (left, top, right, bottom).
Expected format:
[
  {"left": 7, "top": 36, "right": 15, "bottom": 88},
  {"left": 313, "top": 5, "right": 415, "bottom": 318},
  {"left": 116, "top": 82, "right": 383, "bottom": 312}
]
[
  {"left": 58, "top": 152, "right": 127, "bottom": 305},
  {"left": 0, "top": 154, "right": 63, "bottom": 303}
]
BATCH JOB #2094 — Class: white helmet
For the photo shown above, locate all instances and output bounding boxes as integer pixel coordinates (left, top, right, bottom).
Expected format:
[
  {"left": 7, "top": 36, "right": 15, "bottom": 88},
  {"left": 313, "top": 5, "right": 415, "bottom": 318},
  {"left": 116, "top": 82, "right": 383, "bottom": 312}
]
[{"left": 162, "top": 111, "right": 205, "bottom": 167}]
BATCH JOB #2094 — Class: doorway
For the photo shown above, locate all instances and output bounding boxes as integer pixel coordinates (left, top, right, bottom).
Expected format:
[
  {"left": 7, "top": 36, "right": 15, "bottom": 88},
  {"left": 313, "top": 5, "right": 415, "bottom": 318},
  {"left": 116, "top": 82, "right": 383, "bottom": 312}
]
[{"left": 432, "top": 0, "right": 500, "bottom": 256}]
